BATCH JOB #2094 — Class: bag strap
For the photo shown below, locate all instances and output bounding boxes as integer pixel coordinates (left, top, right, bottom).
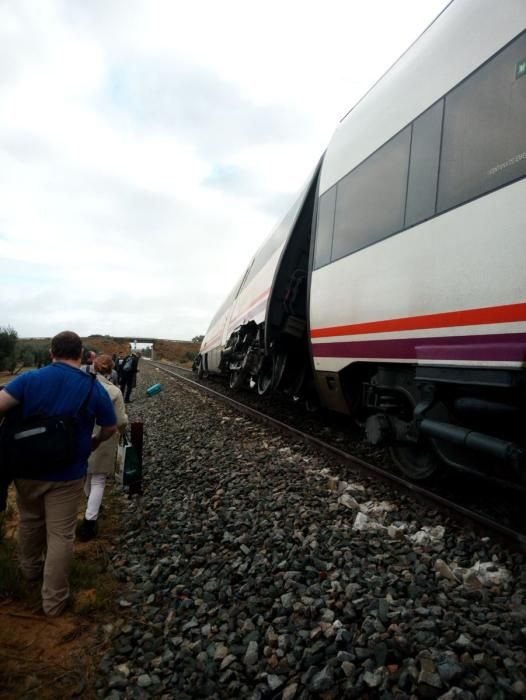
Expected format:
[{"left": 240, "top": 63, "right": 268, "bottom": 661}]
[{"left": 76, "top": 374, "right": 96, "bottom": 418}]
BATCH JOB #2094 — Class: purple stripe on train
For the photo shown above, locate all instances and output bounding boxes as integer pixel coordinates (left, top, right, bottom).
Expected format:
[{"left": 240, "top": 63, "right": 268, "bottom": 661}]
[{"left": 311, "top": 332, "right": 526, "bottom": 362}]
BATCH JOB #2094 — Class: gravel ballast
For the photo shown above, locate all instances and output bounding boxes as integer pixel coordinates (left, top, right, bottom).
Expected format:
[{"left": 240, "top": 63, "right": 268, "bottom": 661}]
[{"left": 96, "top": 363, "right": 526, "bottom": 699}]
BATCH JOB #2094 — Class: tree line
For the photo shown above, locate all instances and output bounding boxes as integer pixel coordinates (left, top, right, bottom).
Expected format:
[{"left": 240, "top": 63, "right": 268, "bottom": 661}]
[
  {"left": 0, "top": 327, "right": 52, "bottom": 373},
  {"left": 0, "top": 327, "right": 205, "bottom": 373}
]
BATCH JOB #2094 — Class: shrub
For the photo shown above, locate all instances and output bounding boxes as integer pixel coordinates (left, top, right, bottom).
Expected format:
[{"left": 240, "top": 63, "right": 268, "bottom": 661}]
[{"left": 0, "top": 327, "right": 17, "bottom": 372}]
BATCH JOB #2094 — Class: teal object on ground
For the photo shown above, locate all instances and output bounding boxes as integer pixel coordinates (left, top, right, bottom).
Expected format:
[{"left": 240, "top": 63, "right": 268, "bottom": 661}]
[{"left": 146, "top": 383, "right": 162, "bottom": 397}]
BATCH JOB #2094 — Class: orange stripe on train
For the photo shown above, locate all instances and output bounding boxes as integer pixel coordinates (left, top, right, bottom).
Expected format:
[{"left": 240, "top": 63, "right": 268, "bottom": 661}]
[{"left": 310, "top": 302, "right": 526, "bottom": 339}]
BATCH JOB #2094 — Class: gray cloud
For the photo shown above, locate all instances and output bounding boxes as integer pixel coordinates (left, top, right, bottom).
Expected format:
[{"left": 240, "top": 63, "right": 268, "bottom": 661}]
[
  {"left": 0, "top": 0, "right": 450, "bottom": 340},
  {"left": 105, "top": 58, "right": 311, "bottom": 162}
]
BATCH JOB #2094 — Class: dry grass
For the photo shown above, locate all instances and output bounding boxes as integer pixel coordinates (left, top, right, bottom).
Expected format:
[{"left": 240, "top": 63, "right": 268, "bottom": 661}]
[
  {"left": 0, "top": 481, "right": 123, "bottom": 699},
  {"left": 153, "top": 338, "right": 199, "bottom": 364}
]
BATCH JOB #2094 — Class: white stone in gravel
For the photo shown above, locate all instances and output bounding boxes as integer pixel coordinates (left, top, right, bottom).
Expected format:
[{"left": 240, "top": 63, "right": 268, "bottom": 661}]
[
  {"left": 359, "top": 500, "right": 396, "bottom": 520},
  {"left": 115, "top": 663, "right": 130, "bottom": 677},
  {"left": 434, "top": 559, "right": 460, "bottom": 582},
  {"left": 387, "top": 525, "right": 405, "bottom": 540},
  {"left": 344, "top": 481, "right": 367, "bottom": 495},
  {"left": 352, "top": 512, "right": 386, "bottom": 532},
  {"left": 463, "top": 561, "right": 512, "bottom": 587},
  {"left": 410, "top": 525, "right": 445, "bottom": 547},
  {"left": 338, "top": 493, "right": 360, "bottom": 510}
]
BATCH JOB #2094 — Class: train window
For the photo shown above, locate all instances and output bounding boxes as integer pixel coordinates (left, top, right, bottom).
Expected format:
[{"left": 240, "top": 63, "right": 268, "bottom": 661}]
[
  {"left": 438, "top": 31, "right": 526, "bottom": 212},
  {"left": 313, "top": 186, "right": 336, "bottom": 269},
  {"left": 331, "top": 126, "right": 411, "bottom": 261},
  {"left": 405, "top": 100, "right": 443, "bottom": 227}
]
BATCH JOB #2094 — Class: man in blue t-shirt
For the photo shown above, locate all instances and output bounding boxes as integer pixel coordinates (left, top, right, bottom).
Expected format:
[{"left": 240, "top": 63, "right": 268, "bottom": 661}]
[{"left": 0, "top": 331, "right": 117, "bottom": 616}]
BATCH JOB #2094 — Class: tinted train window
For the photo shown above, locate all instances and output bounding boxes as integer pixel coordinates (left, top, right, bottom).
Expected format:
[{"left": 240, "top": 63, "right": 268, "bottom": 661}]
[
  {"left": 313, "top": 187, "right": 336, "bottom": 269},
  {"left": 331, "top": 126, "right": 411, "bottom": 260},
  {"left": 405, "top": 100, "right": 443, "bottom": 227},
  {"left": 438, "top": 31, "right": 526, "bottom": 212}
]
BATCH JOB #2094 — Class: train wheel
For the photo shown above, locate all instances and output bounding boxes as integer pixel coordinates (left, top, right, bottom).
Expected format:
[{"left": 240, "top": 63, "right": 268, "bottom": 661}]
[
  {"left": 229, "top": 370, "right": 245, "bottom": 389},
  {"left": 257, "top": 368, "right": 273, "bottom": 395},
  {"left": 271, "top": 351, "right": 287, "bottom": 392},
  {"left": 390, "top": 441, "right": 439, "bottom": 481}
]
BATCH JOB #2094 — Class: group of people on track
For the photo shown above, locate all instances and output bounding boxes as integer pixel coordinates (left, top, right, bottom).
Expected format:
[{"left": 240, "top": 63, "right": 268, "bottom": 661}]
[{"left": 0, "top": 332, "right": 141, "bottom": 616}]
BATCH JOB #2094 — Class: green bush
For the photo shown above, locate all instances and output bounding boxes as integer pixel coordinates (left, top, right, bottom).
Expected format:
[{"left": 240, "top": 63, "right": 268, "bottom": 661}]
[{"left": 0, "top": 327, "right": 17, "bottom": 372}]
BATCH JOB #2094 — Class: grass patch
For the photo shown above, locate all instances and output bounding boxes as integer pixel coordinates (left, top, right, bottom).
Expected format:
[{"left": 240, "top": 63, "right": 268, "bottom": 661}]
[
  {"left": 69, "top": 482, "right": 123, "bottom": 616},
  {"left": 0, "top": 538, "right": 26, "bottom": 599},
  {"left": 70, "top": 550, "right": 118, "bottom": 616}
]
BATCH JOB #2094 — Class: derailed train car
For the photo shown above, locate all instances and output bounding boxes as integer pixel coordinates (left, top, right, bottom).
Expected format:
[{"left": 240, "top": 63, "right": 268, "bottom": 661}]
[{"left": 196, "top": 0, "right": 526, "bottom": 482}]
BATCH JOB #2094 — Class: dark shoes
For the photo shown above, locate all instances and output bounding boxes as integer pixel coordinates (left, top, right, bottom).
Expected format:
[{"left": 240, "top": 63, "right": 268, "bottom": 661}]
[{"left": 77, "top": 518, "right": 98, "bottom": 542}]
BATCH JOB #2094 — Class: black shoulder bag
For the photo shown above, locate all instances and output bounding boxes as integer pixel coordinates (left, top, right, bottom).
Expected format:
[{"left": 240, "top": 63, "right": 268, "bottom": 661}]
[{"left": 0, "top": 375, "right": 96, "bottom": 478}]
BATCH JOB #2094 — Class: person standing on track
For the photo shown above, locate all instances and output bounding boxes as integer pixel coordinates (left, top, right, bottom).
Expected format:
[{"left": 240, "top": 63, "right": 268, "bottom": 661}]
[
  {"left": 0, "top": 331, "right": 117, "bottom": 616},
  {"left": 78, "top": 354, "right": 127, "bottom": 541},
  {"left": 120, "top": 351, "right": 139, "bottom": 403},
  {"left": 115, "top": 351, "right": 125, "bottom": 385}
]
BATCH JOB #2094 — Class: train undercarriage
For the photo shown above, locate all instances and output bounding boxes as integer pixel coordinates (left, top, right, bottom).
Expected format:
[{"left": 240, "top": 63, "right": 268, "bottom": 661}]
[
  {"left": 196, "top": 339, "right": 526, "bottom": 485},
  {"left": 361, "top": 363, "right": 526, "bottom": 483},
  {"left": 216, "top": 316, "right": 313, "bottom": 400}
]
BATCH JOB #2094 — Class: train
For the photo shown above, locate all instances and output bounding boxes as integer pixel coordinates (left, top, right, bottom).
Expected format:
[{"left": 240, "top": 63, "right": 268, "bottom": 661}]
[{"left": 195, "top": 0, "right": 526, "bottom": 484}]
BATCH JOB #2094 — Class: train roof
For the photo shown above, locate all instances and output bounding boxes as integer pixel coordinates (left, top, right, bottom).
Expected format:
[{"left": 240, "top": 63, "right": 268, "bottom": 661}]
[{"left": 320, "top": 0, "right": 526, "bottom": 195}]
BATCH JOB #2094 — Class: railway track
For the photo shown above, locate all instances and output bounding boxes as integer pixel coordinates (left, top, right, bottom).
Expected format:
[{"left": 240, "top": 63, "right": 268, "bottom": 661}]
[{"left": 150, "top": 360, "right": 526, "bottom": 553}]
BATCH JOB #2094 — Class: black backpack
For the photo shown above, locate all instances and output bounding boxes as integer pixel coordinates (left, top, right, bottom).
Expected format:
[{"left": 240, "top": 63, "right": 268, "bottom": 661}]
[
  {"left": 122, "top": 355, "right": 134, "bottom": 373},
  {"left": 0, "top": 375, "right": 96, "bottom": 478}
]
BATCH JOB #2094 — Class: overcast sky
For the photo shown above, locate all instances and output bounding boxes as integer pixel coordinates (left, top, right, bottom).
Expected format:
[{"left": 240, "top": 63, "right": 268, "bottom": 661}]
[{"left": 0, "top": 0, "right": 449, "bottom": 340}]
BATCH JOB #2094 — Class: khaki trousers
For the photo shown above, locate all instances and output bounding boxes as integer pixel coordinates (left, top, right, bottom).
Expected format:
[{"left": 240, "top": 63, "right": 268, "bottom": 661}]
[{"left": 15, "top": 478, "right": 84, "bottom": 616}]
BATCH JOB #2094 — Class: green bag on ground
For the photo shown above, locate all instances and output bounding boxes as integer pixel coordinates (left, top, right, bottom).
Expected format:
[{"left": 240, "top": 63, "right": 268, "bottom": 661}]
[{"left": 116, "top": 433, "right": 141, "bottom": 486}]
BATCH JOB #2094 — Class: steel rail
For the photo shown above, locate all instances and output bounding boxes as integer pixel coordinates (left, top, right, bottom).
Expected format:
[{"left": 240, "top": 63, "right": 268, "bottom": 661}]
[{"left": 151, "top": 361, "right": 526, "bottom": 553}]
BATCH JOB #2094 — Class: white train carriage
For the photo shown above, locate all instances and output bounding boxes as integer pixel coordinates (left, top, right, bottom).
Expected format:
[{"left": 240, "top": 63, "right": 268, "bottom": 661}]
[
  {"left": 197, "top": 0, "right": 526, "bottom": 482},
  {"left": 310, "top": 0, "right": 526, "bottom": 479},
  {"left": 198, "top": 164, "right": 321, "bottom": 392}
]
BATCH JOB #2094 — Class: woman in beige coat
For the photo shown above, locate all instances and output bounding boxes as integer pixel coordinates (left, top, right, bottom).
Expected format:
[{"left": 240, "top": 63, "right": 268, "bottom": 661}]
[{"left": 78, "top": 354, "right": 128, "bottom": 541}]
